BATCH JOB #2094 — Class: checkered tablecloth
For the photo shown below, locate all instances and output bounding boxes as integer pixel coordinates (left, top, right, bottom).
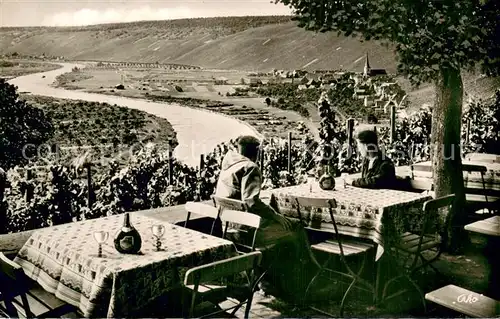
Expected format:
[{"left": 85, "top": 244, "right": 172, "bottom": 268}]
[
  {"left": 14, "top": 214, "right": 236, "bottom": 317},
  {"left": 262, "top": 183, "right": 432, "bottom": 260}
]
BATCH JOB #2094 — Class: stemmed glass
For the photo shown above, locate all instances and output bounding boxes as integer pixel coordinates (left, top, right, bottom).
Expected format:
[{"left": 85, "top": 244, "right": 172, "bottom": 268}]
[
  {"left": 341, "top": 173, "right": 349, "bottom": 188},
  {"left": 93, "top": 231, "right": 109, "bottom": 258},
  {"left": 151, "top": 224, "right": 166, "bottom": 251}
]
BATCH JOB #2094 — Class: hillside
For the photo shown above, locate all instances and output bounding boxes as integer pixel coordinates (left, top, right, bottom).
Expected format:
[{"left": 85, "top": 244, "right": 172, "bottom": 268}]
[
  {"left": 0, "top": 16, "right": 396, "bottom": 72},
  {"left": 1, "top": 16, "right": 497, "bottom": 105}
]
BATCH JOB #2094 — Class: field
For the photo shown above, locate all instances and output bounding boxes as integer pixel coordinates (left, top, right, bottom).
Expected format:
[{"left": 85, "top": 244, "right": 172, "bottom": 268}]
[
  {"left": 0, "top": 59, "right": 61, "bottom": 78},
  {"left": 20, "top": 94, "right": 177, "bottom": 165}
]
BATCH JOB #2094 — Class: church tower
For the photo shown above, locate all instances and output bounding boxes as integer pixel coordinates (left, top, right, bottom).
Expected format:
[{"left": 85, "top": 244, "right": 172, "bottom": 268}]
[{"left": 363, "top": 52, "right": 371, "bottom": 77}]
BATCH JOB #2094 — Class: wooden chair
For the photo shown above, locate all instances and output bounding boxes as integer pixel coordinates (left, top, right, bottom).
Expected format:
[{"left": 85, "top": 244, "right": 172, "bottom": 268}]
[
  {"left": 183, "top": 251, "right": 264, "bottom": 318},
  {"left": 0, "top": 252, "right": 78, "bottom": 318},
  {"left": 292, "top": 196, "right": 376, "bottom": 317},
  {"left": 184, "top": 202, "right": 221, "bottom": 236},
  {"left": 425, "top": 285, "right": 499, "bottom": 317},
  {"left": 382, "top": 194, "right": 456, "bottom": 311},
  {"left": 462, "top": 164, "right": 499, "bottom": 215},
  {"left": 220, "top": 210, "right": 262, "bottom": 253},
  {"left": 410, "top": 163, "right": 497, "bottom": 215},
  {"left": 211, "top": 196, "right": 259, "bottom": 252},
  {"left": 212, "top": 196, "right": 248, "bottom": 212}
]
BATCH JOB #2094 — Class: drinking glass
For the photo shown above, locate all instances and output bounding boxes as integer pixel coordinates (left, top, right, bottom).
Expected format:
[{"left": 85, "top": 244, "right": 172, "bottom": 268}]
[
  {"left": 307, "top": 175, "right": 316, "bottom": 193},
  {"left": 93, "top": 231, "right": 109, "bottom": 258},
  {"left": 341, "top": 173, "right": 349, "bottom": 188},
  {"left": 151, "top": 224, "right": 166, "bottom": 251}
]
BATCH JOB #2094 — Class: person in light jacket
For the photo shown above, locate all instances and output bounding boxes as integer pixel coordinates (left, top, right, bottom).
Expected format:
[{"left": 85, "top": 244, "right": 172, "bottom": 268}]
[
  {"left": 215, "top": 135, "right": 328, "bottom": 303},
  {"left": 346, "top": 129, "right": 397, "bottom": 189}
]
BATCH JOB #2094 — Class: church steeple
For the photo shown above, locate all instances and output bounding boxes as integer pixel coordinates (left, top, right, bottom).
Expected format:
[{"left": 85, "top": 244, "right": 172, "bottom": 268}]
[{"left": 363, "top": 52, "right": 371, "bottom": 76}]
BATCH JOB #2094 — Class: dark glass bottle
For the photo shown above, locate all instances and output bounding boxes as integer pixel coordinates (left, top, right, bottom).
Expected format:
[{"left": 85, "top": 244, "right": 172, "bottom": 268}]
[
  {"left": 114, "top": 213, "right": 142, "bottom": 254},
  {"left": 319, "top": 165, "right": 336, "bottom": 190}
]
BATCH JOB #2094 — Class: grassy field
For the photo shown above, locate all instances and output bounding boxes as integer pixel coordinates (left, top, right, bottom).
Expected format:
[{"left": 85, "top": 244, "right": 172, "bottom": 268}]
[
  {"left": 0, "top": 59, "right": 61, "bottom": 78},
  {"left": 21, "top": 94, "right": 177, "bottom": 164}
]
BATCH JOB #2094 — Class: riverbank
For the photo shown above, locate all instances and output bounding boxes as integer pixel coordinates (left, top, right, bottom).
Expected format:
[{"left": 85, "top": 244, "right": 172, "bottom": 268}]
[
  {"left": 0, "top": 59, "right": 62, "bottom": 79},
  {"left": 53, "top": 65, "right": 317, "bottom": 140},
  {"left": 8, "top": 63, "right": 260, "bottom": 167}
]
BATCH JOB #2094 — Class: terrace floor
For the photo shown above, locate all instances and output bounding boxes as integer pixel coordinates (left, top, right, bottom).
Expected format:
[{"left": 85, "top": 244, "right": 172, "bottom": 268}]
[
  {"left": 1, "top": 203, "right": 494, "bottom": 318},
  {"left": 137, "top": 204, "right": 494, "bottom": 318}
]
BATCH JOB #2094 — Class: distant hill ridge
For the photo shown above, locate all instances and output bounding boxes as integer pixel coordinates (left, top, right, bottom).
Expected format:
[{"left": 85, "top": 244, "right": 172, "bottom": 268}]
[
  {"left": 0, "top": 16, "right": 397, "bottom": 72},
  {"left": 1, "top": 15, "right": 497, "bottom": 105}
]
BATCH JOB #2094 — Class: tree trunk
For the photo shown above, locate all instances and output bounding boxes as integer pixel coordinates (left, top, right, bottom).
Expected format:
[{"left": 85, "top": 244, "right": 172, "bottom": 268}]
[{"left": 431, "top": 67, "right": 467, "bottom": 254}]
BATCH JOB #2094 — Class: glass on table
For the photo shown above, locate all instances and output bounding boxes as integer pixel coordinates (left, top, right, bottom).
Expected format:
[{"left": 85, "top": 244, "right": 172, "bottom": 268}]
[
  {"left": 93, "top": 231, "right": 109, "bottom": 258},
  {"left": 307, "top": 175, "right": 316, "bottom": 193},
  {"left": 341, "top": 173, "right": 349, "bottom": 188},
  {"left": 151, "top": 224, "right": 166, "bottom": 251}
]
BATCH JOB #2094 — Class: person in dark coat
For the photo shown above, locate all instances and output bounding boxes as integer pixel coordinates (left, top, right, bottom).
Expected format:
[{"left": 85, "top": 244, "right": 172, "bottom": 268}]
[{"left": 346, "top": 129, "right": 397, "bottom": 189}]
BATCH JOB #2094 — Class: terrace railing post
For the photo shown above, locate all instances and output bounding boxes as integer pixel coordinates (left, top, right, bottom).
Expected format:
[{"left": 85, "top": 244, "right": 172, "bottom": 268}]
[
  {"left": 26, "top": 169, "right": 34, "bottom": 203},
  {"left": 260, "top": 148, "right": 265, "bottom": 175},
  {"left": 465, "top": 117, "right": 471, "bottom": 145},
  {"left": 288, "top": 132, "right": 292, "bottom": 174},
  {"left": 390, "top": 104, "right": 396, "bottom": 144},
  {"left": 346, "top": 118, "right": 355, "bottom": 158},
  {"left": 0, "top": 167, "right": 5, "bottom": 204},
  {"left": 168, "top": 141, "right": 174, "bottom": 186},
  {"left": 86, "top": 163, "right": 94, "bottom": 208},
  {"left": 199, "top": 154, "right": 204, "bottom": 171}
]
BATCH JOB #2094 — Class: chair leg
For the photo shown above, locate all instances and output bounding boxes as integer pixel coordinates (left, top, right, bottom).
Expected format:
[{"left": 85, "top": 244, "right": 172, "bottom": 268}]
[
  {"left": 304, "top": 254, "right": 332, "bottom": 301},
  {"left": 189, "top": 290, "right": 198, "bottom": 318},
  {"left": 244, "top": 293, "right": 254, "bottom": 319},
  {"left": 404, "top": 274, "right": 427, "bottom": 313},
  {"left": 340, "top": 276, "right": 357, "bottom": 317}
]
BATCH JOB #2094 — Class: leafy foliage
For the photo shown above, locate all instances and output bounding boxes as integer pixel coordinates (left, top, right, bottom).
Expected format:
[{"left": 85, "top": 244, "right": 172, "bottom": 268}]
[{"left": 0, "top": 79, "right": 54, "bottom": 169}]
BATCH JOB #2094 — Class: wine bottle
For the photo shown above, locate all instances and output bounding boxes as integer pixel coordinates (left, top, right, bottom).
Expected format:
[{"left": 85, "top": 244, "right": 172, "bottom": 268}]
[
  {"left": 114, "top": 213, "right": 142, "bottom": 254},
  {"left": 319, "top": 165, "right": 336, "bottom": 190}
]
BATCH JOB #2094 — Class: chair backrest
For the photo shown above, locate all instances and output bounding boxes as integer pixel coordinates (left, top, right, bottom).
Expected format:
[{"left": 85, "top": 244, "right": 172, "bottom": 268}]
[
  {"left": 212, "top": 196, "right": 249, "bottom": 212},
  {"left": 184, "top": 251, "right": 262, "bottom": 286},
  {"left": 462, "top": 164, "right": 487, "bottom": 173},
  {"left": 294, "top": 197, "right": 337, "bottom": 209},
  {"left": 185, "top": 202, "right": 220, "bottom": 219},
  {"left": 221, "top": 210, "right": 262, "bottom": 229},
  {"left": 292, "top": 196, "right": 337, "bottom": 224},
  {"left": 0, "top": 252, "right": 32, "bottom": 317},
  {"left": 184, "top": 202, "right": 221, "bottom": 236},
  {"left": 423, "top": 194, "right": 456, "bottom": 213}
]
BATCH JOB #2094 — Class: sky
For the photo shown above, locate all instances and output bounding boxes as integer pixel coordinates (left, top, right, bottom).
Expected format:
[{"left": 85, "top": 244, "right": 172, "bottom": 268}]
[{"left": 0, "top": 0, "right": 292, "bottom": 27}]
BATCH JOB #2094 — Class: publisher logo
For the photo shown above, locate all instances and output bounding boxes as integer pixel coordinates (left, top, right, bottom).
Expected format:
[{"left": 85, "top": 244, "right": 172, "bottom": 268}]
[{"left": 456, "top": 294, "right": 479, "bottom": 304}]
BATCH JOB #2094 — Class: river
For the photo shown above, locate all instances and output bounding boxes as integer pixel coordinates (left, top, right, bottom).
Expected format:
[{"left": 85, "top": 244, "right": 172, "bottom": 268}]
[{"left": 8, "top": 63, "right": 261, "bottom": 167}]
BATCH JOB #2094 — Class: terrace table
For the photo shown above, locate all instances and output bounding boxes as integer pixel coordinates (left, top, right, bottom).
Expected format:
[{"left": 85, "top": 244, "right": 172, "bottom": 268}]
[
  {"left": 411, "top": 160, "right": 500, "bottom": 190},
  {"left": 13, "top": 214, "right": 236, "bottom": 317},
  {"left": 261, "top": 182, "right": 432, "bottom": 260},
  {"left": 464, "top": 216, "right": 500, "bottom": 300}
]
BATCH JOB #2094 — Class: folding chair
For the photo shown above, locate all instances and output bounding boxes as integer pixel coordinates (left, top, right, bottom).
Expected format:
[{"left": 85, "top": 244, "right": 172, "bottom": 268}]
[
  {"left": 183, "top": 251, "right": 264, "bottom": 318},
  {"left": 184, "top": 202, "right": 222, "bottom": 236},
  {"left": 0, "top": 252, "right": 78, "bottom": 318},
  {"left": 212, "top": 196, "right": 256, "bottom": 252},
  {"left": 382, "top": 194, "right": 456, "bottom": 312},
  {"left": 292, "top": 196, "right": 376, "bottom": 317},
  {"left": 462, "top": 164, "right": 498, "bottom": 215}
]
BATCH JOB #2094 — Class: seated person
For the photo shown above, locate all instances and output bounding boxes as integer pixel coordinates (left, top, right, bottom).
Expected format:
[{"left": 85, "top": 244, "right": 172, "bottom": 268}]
[
  {"left": 346, "top": 129, "right": 397, "bottom": 189},
  {"left": 215, "top": 135, "right": 328, "bottom": 303}
]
